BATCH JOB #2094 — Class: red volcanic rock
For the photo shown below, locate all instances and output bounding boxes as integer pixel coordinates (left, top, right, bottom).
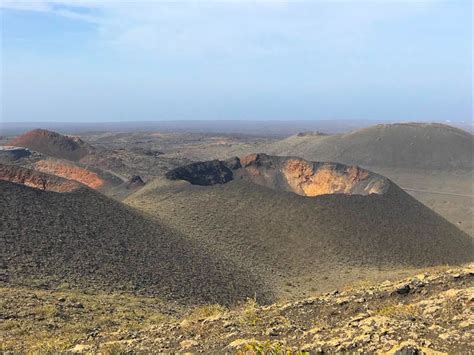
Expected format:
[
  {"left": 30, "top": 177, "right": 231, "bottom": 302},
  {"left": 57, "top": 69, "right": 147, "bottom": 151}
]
[
  {"left": 281, "top": 159, "right": 373, "bottom": 196},
  {"left": 240, "top": 153, "right": 260, "bottom": 167},
  {"left": 9, "top": 129, "right": 93, "bottom": 161},
  {"left": 33, "top": 160, "right": 104, "bottom": 189},
  {"left": 239, "top": 154, "right": 389, "bottom": 196},
  {"left": 0, "top": 164, "right": 81, "bottom": 192}
]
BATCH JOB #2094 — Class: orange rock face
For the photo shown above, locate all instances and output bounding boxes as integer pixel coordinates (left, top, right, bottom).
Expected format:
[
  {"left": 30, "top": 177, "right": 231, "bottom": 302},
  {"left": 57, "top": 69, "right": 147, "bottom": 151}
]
[
  {"left": 0, "top": 164, "right": 80, "bottom": 192},
  {"left": 240, "top": 153, "right": 260, "bottom": 167},
  {"left": 239, "top": 154, "right": 388, "bottom": 197},
  {"left": 282, "top": 159, "right": 372, "bottom": 196},
  {"left": 34, "top": 160, "right": 104, "bottom": 189}
]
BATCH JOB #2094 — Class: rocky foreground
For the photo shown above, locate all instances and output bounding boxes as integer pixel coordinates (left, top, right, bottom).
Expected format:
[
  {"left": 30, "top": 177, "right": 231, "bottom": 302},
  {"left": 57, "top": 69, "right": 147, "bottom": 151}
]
[{"left": 1, "top": 264, "right": 472, "bottom": 353}]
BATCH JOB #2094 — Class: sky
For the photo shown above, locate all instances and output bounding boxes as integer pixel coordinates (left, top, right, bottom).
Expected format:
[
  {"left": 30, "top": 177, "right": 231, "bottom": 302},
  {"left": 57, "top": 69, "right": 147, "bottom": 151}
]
[{"left": 0, "top": 0, "right": 472, "bottom": 123}]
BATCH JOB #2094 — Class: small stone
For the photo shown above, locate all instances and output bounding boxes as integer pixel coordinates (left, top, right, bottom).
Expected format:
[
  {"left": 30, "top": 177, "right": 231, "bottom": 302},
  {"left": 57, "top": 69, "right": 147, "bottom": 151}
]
[
  {"left": 424, "top": 305, "right": 441, "bottom": 314},
  {"left": 179, "top": 319, "right": 192, "bottom": 328},
  {"left": 415, "top": 273, "right": 427, "bottom": 281},
  {"left": 266, "top": 327, "right": 280, "bottom": 336},
  {"left": 305, "top": 326, "right": 322, "bottom": 335},
  {"left": 381, "top": 281, "right": 392, "bottom": 287},
  {"left": 223, "top": 321, "right": 236, "bottom": 328},
  {"left": 439, "top": 333, "right": 450, "bottom": 340},
  {"left": 336, "top": 297, "right": 349, "bottom": 305},
  {"left": 68, "top": 344, "right": 92, "bottom": 353},
  {"left": 395, "top": 344, "right": 423, "bottom": 354},
  {"left": 422, "top": 340, "right": 432, "bottom": 347},
  {"left": 395, "top": 284, "right": 411, "bottom": 295},
  {"left": 349, "top": 313, "right": 368, "bottom": 324},
  {"left": 180, "top": 339, "right": 198, "bottom": 350}
]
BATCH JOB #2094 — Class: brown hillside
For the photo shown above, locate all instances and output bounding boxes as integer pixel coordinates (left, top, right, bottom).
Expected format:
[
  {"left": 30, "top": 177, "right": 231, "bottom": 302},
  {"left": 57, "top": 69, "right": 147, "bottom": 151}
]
[
  {"left": 0, "top": 180, "right": 272, "bottom": 305},
  {"left": 127, "top": 154, "right": 473, "bottom": 297},
  {"left": 264, "top": 123, "right": 474, "bottom": 171},
  {"left": 9, "top": 129, "right": 93, "bottom": 161}
]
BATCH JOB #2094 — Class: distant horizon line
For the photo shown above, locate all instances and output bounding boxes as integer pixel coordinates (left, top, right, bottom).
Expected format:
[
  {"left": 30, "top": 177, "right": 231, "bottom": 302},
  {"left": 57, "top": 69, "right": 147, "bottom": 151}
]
[
  {"left": 1, "top": 119, "right": 472, "bottom": 136},
  {"left": 1, "top": 118, "right": 465, "bottom": 124}
]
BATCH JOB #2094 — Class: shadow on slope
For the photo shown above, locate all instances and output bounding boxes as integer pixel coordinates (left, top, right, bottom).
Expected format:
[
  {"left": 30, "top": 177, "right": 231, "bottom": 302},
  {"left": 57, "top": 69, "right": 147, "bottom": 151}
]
[{"left": 0, "top": 180, "right": 273, "bottom": 305}]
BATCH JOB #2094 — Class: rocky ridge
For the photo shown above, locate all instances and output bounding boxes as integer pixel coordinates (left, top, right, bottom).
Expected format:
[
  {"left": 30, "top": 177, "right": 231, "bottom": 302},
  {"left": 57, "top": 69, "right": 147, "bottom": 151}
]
[
  {"left": 33, "top": 159, "right": 104, "bottom": 189},
  {"left": 2, "top": 264, "right": 471, "bottom": 353},
  {"left": 165, "top": 153, "right": 389, "bottom": 196},
  {"left": 0, "top": 164, "right": 82, "bottom": 192},
  {"left": 137, "top": 264, "right": 474, "bottom": 353}
]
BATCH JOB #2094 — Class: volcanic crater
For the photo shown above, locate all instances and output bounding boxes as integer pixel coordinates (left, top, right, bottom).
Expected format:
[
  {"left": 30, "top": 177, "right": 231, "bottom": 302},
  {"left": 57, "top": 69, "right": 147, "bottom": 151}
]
[
  {"left": 128, "top": 153, "right": 473, "bottom": 299},
  {"left": 165, "top": 153, "right": 390, "bottom": 197}
]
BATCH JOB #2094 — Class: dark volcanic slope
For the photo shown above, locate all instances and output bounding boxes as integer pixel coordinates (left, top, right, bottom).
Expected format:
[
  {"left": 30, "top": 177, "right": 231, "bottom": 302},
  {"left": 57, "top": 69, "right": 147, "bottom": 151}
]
[
  {"left": 126, "top": 155, "right": 472, "bottom": 294},
  {"left": 265, "top": 123, "right": 474, "bottom": 170},
  {"left": 0, "top": 180, "right": 272, "bottom": 305},
  {"left": 9, "top": 129, "right": 93, "bottom": 161}
]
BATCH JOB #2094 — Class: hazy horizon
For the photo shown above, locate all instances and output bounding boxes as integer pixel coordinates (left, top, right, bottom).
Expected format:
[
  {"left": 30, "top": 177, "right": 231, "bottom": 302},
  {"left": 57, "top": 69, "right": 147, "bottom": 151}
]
[
  {"left": 2, "top": 118, "right": 473, "bottom": 137},
  {"left": 1, "top": 0, "right": 472, "bottom": 123}
]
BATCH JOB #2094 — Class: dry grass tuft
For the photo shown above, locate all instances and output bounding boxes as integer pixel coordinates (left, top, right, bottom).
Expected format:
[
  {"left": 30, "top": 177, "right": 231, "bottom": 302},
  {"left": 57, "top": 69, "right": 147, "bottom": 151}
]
[
  {"left": 375, "top": 300, "right": 421, "bottom": 320},
  {"left": 186, "top": 304, "right": 228, "bottom": 322}
]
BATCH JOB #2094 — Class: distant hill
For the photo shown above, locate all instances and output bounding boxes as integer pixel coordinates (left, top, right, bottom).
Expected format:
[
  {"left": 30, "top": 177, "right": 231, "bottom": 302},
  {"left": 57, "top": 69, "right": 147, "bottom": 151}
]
[
  {"left": 9, "top": 129, "right": 93, "bottom": 161},
  {"left": 1, "top": 180, "right": 272, "bottom": 305},
  {"left": 126, "top": 154, "right": 473, "bottom": 297},
  {"left": 264, "top": 123, "right": 473, "bottom": 171}
]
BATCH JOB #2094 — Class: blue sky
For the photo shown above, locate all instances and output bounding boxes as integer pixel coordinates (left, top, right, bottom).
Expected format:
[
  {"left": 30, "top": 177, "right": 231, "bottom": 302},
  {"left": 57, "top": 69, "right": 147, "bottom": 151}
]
[{"left": 0, "top": 0, "right": 472, "bottom": 123}]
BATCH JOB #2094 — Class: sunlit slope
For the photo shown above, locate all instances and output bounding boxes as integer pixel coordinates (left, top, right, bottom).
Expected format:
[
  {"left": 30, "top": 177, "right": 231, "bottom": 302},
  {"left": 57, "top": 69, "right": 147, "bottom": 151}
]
[{"left": 265, "top": 123, "right": 473, "bottom": 170}]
